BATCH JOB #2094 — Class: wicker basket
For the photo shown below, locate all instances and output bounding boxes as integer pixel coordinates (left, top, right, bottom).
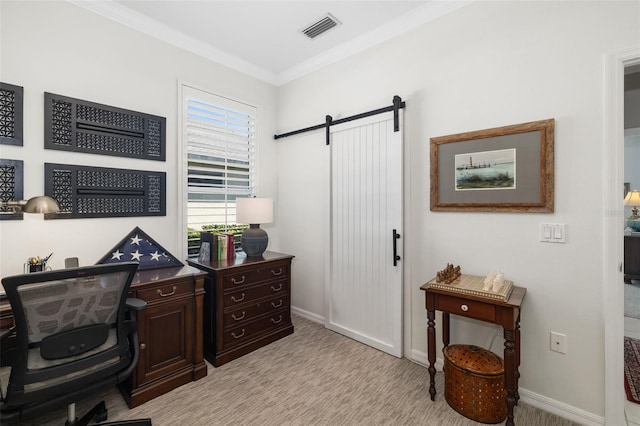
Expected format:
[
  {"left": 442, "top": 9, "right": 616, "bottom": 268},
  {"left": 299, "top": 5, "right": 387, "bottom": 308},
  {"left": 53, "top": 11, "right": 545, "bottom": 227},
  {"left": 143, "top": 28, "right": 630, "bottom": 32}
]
[{"left": 443, "top": 344, "right": 507, "bottom": 424}]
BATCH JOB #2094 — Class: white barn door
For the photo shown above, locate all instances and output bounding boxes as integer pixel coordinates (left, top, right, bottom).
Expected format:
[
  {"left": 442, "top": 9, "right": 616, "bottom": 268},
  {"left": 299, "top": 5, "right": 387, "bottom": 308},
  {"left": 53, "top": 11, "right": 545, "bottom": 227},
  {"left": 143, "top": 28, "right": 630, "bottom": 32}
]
[{"left": 325, "top": 112, "right": 403, "bottom": 357}]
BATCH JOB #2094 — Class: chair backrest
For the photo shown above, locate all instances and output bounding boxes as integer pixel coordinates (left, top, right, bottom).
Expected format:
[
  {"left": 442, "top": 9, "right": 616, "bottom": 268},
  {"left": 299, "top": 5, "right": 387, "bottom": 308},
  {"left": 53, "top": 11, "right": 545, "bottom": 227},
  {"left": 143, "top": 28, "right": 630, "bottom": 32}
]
[{"left": 1, "top": 262, "right": 138, "bottom": 408}]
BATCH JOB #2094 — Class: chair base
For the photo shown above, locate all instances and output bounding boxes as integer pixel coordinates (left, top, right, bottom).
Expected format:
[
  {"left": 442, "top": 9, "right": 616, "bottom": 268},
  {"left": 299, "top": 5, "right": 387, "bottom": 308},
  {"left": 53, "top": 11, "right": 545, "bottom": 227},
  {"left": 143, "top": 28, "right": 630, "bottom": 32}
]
[
  {"left": 65, "top": 400, "right": 151, "bottom": 426},
  {"left": 65, "top": 400, "right": 107, "bottom": 426}
]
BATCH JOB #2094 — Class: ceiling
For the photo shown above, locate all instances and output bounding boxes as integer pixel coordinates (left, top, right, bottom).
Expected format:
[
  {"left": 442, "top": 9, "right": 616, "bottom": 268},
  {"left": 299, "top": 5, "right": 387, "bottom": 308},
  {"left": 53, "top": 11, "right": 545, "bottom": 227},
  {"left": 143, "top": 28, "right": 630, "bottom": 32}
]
[{"left": 71, "top": 0, "right": 472, "bottom": 86}]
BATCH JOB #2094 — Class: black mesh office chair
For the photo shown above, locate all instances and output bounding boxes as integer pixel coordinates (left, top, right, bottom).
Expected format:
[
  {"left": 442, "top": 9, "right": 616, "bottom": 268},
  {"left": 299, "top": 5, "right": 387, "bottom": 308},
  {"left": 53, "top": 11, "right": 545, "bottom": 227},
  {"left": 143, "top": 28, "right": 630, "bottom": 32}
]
[{"left": 0, "top": 262, "right": 151, "bottom": 425}]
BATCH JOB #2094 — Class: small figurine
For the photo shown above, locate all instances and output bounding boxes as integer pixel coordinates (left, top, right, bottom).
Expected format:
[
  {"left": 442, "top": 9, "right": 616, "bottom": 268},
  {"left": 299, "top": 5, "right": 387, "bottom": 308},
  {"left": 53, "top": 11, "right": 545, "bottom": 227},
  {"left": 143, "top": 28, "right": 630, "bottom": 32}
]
[
  {"left": 492, "top": 271, "right": 505, "bottom": 292},
  {"left": 483, "top": 271, "right": 496, "bottom": 291},
  {"left": 435, "top": 263, "right": 461, "bottom": 284}
]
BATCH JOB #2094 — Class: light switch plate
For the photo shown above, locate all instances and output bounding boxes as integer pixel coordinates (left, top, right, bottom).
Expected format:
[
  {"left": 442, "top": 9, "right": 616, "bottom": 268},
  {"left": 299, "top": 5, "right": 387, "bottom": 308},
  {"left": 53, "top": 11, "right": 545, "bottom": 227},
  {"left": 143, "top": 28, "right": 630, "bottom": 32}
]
[{"left": 539, "top": 223, "right": 566, "bottom": 243}]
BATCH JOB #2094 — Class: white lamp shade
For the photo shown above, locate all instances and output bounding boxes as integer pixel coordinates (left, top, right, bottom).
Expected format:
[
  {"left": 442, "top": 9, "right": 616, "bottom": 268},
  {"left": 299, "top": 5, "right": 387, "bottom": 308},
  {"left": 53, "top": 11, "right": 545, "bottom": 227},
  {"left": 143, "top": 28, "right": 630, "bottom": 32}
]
[
  {"left": 625, "top": 190, "right": 640, "bottom": 207},
  {"left": 236, "top": 197, "right": 273, "bottom": 224}
]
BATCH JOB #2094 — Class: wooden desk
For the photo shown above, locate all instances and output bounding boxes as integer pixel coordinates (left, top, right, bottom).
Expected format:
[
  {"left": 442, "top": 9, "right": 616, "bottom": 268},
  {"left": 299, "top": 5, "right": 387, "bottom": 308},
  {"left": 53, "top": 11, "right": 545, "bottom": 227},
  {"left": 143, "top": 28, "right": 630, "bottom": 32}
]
[
  {"left": 0, "top": 265, "right": 207, "bottom": 408},
  {"left": 420, "top": 281, "right": 526, "bottom": 426}
]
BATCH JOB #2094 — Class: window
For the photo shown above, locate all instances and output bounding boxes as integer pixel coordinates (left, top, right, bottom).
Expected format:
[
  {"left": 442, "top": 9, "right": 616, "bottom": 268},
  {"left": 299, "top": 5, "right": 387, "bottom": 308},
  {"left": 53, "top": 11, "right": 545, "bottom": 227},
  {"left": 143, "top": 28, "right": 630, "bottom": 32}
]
[{"left": 182, "top": 85, "right": 256, "bottom": 256}]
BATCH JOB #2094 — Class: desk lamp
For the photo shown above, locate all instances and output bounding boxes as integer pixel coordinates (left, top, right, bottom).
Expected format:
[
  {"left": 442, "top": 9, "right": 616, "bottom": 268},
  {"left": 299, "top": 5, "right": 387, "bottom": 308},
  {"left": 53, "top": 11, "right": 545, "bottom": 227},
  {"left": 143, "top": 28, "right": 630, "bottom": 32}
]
[
  {"left": 1, "top": 195, "right": 60, "bottom": 213},
  {"left": 236, "top": 197, "right": 273, "bottom": 257},
  {"left": 625, "top": 190, "right": 640, "bottom": 231}
]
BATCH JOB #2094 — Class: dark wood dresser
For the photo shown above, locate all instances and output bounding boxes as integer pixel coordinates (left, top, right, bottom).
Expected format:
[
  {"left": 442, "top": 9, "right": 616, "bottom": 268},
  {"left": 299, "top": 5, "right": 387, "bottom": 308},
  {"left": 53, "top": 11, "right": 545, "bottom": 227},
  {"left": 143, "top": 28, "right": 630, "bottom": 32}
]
[
  {"left": 188, "top": 251, "right": 294, "bottom": 367},
  {"left": 625, "top": 234, "right": 640, "bottom": 283}
]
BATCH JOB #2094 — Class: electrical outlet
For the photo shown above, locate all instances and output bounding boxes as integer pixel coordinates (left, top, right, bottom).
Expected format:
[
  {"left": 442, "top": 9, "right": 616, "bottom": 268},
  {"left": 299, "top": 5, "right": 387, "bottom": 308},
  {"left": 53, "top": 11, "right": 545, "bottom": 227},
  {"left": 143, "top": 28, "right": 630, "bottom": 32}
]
[{"left": 550, "top": 331, "right": 567, "bottom": 354}]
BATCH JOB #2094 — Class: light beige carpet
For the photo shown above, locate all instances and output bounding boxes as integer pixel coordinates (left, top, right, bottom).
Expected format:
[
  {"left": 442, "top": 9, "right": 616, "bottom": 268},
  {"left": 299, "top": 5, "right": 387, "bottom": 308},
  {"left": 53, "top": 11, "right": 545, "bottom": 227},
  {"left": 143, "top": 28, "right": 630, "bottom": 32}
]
[{"left": 11, "top": 315, "right": 579, "bottom": 425}]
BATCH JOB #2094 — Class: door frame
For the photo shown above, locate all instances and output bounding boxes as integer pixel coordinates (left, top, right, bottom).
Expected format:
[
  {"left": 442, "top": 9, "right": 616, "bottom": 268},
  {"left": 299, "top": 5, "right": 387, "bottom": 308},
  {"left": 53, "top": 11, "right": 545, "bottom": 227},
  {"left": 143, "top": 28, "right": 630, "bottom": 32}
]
[{"left": 604, "top": 46, "right": 640, "bottom": 426}]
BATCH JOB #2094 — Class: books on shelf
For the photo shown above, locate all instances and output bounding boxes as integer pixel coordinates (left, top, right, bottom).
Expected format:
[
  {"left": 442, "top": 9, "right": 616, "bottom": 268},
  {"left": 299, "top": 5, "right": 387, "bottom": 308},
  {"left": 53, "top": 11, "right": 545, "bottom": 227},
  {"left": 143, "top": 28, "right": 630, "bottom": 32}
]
[
  {"left": 199, "top": 232, "right": 236, "bottom": 262},
  {"left": 427, "top": 274, "right": 513, "bottom": 302}
]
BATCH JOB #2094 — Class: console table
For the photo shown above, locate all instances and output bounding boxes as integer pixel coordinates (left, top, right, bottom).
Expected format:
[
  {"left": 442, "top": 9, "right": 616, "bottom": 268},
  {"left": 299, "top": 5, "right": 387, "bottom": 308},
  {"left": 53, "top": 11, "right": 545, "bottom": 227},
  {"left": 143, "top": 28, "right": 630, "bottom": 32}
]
[
  {"left": 188, "top": 251, "right": 294, "bottom": 367},
  {"left": 420, "top": 280, "right": 526, "bottom": 426}
]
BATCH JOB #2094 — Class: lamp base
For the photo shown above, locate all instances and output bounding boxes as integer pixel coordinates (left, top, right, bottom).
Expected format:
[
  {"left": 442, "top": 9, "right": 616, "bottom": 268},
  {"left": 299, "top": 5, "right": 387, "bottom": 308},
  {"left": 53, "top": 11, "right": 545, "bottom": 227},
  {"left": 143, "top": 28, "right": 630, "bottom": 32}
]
[
  {"left": 241, "top": 225, "right": 268, "bottom": 257},
  {"left": 628, "top": 219, "right": 640, "bottom": 232}
]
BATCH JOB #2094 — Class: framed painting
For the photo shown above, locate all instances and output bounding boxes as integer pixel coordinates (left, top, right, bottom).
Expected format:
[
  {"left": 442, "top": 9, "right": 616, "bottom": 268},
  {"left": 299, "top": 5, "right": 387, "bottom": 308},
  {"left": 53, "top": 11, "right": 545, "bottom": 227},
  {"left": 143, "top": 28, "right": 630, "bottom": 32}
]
[{"left": 430, "top": 118, "right": 554, "bottom": 212}]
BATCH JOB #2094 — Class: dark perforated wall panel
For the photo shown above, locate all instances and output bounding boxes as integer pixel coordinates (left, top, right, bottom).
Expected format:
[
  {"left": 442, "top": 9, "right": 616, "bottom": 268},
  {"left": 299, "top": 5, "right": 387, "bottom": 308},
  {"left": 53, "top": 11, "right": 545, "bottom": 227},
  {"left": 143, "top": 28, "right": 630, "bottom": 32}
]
[
  {"left": 0, "top": 159, "right": 23, "bottom": 220},
  {"left": 44, "top": 93, "right": 166, "bottom": 161},
  {"left": 44, "top": 163, "right": 166, "bottom": 219},
  {"left": 0, "top": 82, "right": 24, "bottom": 146}
]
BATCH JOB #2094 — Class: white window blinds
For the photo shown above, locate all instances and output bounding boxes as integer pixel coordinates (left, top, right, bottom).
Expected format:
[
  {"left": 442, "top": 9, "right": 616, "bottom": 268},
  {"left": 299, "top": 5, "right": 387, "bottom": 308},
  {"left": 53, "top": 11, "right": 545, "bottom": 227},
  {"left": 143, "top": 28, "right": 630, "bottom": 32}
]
[{"left": 183, "top": 86, "right": 256, "bottom": 232}]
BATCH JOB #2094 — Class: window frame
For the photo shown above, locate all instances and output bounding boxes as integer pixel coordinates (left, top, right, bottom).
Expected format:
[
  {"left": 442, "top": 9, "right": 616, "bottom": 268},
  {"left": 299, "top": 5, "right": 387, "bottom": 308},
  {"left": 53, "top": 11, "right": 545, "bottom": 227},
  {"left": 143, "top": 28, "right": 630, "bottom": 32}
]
[{"left": 179, "top": 83, "right": 258, "bottom": 259}]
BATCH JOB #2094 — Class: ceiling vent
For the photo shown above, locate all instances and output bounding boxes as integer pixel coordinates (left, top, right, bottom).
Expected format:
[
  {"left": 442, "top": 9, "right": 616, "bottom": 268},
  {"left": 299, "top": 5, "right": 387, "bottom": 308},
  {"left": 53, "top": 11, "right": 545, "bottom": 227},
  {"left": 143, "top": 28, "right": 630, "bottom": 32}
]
[{"left": 301, "top": 13, "right": 341, "bottom": 40}]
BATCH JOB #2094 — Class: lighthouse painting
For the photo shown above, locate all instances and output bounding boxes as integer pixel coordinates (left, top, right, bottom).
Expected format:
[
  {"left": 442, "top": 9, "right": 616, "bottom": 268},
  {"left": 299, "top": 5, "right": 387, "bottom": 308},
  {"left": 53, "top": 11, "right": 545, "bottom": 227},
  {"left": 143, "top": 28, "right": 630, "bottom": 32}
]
[{"left": 454, "top": 148, "right": 516, "bottom": 191}]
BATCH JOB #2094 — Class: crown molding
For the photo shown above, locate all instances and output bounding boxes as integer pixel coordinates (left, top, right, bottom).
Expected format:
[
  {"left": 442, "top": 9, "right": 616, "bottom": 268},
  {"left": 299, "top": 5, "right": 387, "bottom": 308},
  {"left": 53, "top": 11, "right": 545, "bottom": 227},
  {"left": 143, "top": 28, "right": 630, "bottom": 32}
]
[
  {"left": 67, "top": 0, "right": 279, "bottom": 85},
  {"left": 68, "top": 0, "right": 472, "bottom": 87}
]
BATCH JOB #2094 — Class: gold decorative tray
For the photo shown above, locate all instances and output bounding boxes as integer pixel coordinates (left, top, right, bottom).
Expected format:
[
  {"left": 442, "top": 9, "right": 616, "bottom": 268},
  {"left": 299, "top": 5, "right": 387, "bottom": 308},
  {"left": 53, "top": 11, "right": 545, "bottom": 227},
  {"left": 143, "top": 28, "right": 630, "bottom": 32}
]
[{"left": 427, "top": 274, "right": 513, "bottom": 301}]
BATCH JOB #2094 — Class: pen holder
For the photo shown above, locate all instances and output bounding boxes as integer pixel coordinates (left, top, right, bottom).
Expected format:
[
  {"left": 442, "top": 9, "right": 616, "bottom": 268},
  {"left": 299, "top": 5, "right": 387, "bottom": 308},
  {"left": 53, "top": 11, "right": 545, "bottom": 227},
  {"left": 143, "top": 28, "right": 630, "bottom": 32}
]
[{"left": 24, "top": 261, "right": 47, "bottom": 273}]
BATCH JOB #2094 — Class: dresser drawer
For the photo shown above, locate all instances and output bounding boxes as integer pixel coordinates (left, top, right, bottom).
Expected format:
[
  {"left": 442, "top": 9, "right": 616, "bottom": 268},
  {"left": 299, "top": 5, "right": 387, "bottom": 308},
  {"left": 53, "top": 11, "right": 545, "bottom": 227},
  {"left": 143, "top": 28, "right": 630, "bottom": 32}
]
[
  {"left": 223, "top": 295, "right": 289, "bottom": 328},
  {"left": 136, "top": 279, "right": 194, "bottom": 303},
  {"left": 222, "top": 261, "right": 289, "bottom": 290},
  {"left": 436, "top": 294, "right": 495, "bottom": 322},
  {"left": 222, "top": 310, "right": 289, "bottom": 348},
  {"left": 223, "top": 280, "right": 287, "bottom": 307}
]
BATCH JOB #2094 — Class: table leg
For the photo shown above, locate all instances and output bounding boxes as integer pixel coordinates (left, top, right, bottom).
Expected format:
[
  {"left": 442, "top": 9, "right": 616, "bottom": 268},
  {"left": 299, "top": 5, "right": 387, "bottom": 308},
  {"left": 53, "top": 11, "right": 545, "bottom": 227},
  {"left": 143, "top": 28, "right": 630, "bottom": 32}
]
[
  {"left": 515, "top": 310, "right": 521, "bottom": 404},
  {"left": 504, "top": 328, "right": 516, "bottom": 426},
  {"left": 442, "top": 312, "right": 450, "bottom": 348},
  {"left": 427, "top": 308, "right": 436, "bottom": 401}
]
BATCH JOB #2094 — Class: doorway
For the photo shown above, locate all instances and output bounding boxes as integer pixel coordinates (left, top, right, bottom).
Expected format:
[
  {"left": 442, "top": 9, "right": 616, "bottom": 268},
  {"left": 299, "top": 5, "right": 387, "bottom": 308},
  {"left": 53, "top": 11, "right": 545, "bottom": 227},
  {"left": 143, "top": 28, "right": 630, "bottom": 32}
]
[
  {"left": 605, "top": 47, "right": 640, "bottom": 426},
  {"left": 624, "top": 69, "right": 640, "bottom": 424}
]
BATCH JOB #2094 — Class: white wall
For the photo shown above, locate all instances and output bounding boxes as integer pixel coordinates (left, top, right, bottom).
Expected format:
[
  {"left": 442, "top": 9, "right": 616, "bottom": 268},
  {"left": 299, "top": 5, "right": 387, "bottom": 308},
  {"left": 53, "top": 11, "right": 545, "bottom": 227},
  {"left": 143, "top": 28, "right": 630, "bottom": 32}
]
[
  {"left": 0, "top": 1, "right": 278, "bottom": 276},
  {"left": 276, "top": 0, "right": 639, "bottom": 419},
  {"left": 626, "top": 135, "right": 640, "bottom": 197},
  {"left": 626, "top": 88, "right": 640, "bottom": 128}
]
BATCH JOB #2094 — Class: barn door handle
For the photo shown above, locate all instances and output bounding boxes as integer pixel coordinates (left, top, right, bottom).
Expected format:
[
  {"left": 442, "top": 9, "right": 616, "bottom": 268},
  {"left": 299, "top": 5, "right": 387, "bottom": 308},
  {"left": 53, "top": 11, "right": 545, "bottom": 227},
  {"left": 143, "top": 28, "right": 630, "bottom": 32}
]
[{"left": 393, "top": 229, "right": 401, "bottom": 266}]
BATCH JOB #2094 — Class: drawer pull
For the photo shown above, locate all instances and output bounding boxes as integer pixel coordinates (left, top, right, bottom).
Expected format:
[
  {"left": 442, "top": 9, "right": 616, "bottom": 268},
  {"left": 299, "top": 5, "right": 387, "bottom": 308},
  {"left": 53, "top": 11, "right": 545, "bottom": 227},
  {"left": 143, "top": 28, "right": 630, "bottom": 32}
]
[
  {"left": 271, "top": 268, "right": 283, "bottom": 276},
  {"left": 140, "top": 343, "right": 146, "bottom": 350},
  {"left": 460, "top": 304, "right": 469, "bottom": 312},
  {"left": 271, "top": 283, "right": 283, "bottom": 292},
  {"left": 232, "top": 311, "right": 246, "bottom": 321},
  {"left": 157, "top": 286, "right": 177, "bottom": 297},
  {"left": 231, "top": 275, "right": 246, "bottom": 285},
  {"left": 271, "top": 315, "right": 283, "bottom": 324},
  {"left": 271, "top": 300, "right": 283, "bottom": 308},
  {"left": 231, "top": 329, "right": 245, "bottom": 339},
  {"left": 231, "top": 293, "right": 245, "bottom": 303}
]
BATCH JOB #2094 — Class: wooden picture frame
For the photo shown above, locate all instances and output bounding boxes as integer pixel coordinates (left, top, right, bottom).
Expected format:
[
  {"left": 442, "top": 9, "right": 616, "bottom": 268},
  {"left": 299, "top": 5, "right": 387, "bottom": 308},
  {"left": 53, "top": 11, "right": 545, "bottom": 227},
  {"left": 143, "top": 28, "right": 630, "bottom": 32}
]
[{"left": 430, "top": 119, "right": 554, "bottom": 212}]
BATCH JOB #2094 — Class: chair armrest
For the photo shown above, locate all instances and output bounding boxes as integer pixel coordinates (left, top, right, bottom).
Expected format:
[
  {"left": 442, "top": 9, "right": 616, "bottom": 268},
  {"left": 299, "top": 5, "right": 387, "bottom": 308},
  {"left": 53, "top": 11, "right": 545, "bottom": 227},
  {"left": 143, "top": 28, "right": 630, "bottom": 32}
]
[
  {"left": 125, "top": 298, "right": 147, "bottom": 311},
  {"left": 0, "top": 327, "right": 12, "bottom": 341},
  {"left": 0, "top": 327, "right": 16, "bottom": 368}
]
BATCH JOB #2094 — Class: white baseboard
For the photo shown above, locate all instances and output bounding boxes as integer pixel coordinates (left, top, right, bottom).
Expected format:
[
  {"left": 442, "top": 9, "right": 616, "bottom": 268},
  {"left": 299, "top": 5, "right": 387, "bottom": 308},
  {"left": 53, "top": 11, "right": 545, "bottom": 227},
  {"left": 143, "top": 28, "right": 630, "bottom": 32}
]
[
  {"left": 626, "top": 316, "right": 640, "bottom": 340},
  {"left": 410, "top": 348, "right": 444, "bottom": 371},
  {"left": 410, "top": 349, "right": 605, "bottom": 426},
  {"left": 291, "top": 305, "right": 324, "bottom": 324},
  {"left": 626, "top": 400, "right": 640, "bottom": 426},
  {"left": 518, "top": 388, "right": 604, "bottom": 426}
]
